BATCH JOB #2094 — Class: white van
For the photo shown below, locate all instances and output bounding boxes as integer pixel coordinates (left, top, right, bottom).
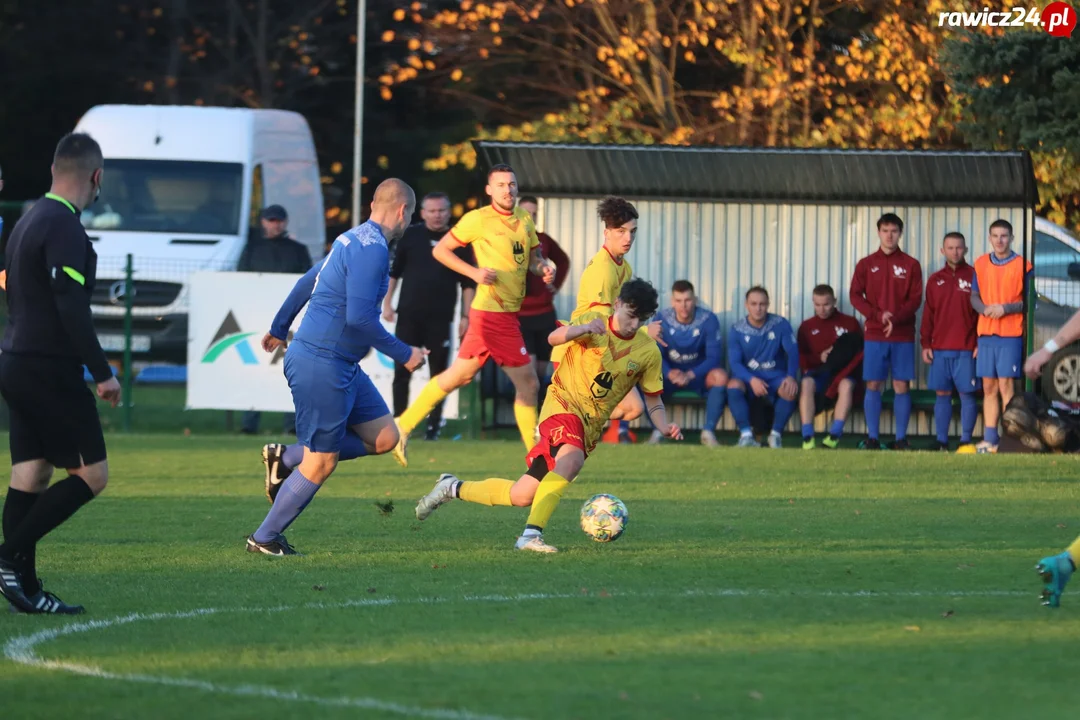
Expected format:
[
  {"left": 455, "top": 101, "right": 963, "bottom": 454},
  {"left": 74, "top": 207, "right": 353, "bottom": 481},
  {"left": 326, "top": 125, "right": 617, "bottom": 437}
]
[{"left": 73, "top": 104, "right": 325, "bottom": 363}]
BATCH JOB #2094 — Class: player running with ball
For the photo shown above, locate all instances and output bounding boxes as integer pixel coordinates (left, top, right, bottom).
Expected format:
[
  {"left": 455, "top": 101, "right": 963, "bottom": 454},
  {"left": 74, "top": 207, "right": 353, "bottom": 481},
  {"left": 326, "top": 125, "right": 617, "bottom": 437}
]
[{"left": 414, "top": 278, "right": 682, "bottom": 552}]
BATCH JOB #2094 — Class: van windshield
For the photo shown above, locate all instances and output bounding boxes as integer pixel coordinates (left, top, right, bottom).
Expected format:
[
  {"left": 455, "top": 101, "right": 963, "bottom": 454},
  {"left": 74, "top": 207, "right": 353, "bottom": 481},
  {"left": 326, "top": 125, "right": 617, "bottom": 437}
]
[{"left": 81, "top": 160, "right": 244, "bottom": 235}]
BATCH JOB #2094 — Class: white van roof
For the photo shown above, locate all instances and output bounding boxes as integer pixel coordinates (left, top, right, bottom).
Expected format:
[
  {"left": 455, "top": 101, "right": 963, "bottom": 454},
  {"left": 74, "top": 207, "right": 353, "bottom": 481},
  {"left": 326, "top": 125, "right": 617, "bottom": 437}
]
[{"left": 74, "top": 105, "right": 313, "bottom": 164}]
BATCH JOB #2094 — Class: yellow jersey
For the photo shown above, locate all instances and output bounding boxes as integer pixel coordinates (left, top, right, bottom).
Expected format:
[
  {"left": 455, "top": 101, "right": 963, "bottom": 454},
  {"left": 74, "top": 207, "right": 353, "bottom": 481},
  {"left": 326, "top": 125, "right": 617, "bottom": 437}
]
[
  {"left": 543, "top": 312, "right": 663, "bottom": 453},
  {"left": 450, "top": 205, "right": 539, "bottom": 313},
  {"left": 552, "top": 247, "right": 635, "bottom": 366},
  {"left": 570, "top": 247, "right": 634, "bottom": 323}
]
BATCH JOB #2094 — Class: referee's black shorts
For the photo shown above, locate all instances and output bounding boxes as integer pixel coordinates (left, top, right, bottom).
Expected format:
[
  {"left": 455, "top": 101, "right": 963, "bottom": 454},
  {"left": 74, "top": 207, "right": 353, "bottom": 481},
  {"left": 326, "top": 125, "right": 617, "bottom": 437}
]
[{"left": 0, "top": 353, "right": 107, "bottom": 468}]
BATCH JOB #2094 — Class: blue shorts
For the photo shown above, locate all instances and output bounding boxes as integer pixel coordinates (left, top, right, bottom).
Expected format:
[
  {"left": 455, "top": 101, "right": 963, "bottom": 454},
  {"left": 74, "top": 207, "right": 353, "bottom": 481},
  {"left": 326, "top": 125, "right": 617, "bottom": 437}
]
[
  {"left": 927, "top": 350, "right": 977, "bottom": 392},
  {"left": 284, "top": 343, "right": 390, "bottom": 453},
  {"left": 977, "top": 336, "right": 1024, "bottom": 379},
  {"left": 863, "top": 340, "right": 915, "bottom": 382}
]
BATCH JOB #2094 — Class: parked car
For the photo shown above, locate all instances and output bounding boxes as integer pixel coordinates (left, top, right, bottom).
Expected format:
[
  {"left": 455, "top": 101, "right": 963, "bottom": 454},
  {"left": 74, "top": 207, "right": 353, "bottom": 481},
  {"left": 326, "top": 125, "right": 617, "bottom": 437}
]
[{"left": 1032, "top": 217, "right": 1080, "bottom": 406}]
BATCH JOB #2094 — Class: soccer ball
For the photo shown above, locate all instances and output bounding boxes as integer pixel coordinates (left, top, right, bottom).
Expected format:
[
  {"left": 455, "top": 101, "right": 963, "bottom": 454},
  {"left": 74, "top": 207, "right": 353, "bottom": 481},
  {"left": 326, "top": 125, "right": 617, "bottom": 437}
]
[{"left": 580, "top": 493, "right": 629, "bottom": 542}]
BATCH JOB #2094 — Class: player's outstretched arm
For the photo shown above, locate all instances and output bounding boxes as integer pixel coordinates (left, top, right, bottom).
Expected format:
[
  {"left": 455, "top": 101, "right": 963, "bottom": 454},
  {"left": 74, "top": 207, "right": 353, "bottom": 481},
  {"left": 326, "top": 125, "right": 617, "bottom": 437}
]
[
  {"left": 1025, "top": 307, "right": 1080, "bottom": 378},
  {"left": 644, "top": 393, "right": 682, "bottom": 440},
  {"left": 433, "top": 235, "right": 490, "bottom": 285},
  {"left": 269, "top": 262, "right": 321, "bottom": 341},
  {"left": 548, "top": 317, "right": 606, "bottom": 346}
]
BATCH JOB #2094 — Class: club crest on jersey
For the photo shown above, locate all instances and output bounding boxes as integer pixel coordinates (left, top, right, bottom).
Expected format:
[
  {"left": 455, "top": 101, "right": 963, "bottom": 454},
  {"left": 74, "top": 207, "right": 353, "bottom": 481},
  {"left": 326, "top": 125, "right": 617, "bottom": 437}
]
[
  {"left": 590, "top": 371, "right": 614, "bottom": 399},
  {"left": 893, "top": 265, "right": 907, "bottom": 278},
  {"left": 767, "top": 331, "right": 775, "bottom": 340},
  {"left": 958, "top": 279, "right": 972, "bottom": 292},
  {"left": 512, "top": 241, "right": 525, "bottom": 264},
  {"left": 835, "top": 326, "right": 848, "bottom": 337},
  {"left": 626, "top": 361, "right": 639, "bottom": 378}
]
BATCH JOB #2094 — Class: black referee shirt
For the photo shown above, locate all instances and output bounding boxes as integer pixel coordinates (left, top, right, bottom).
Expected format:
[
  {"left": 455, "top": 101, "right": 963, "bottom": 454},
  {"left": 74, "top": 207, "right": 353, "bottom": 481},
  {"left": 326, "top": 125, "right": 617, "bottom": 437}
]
[
  {"left": 1, "top": 194, "right": 112, "bottom": 382},
  {"left": 390, "top": 223, "right": 476, "bottom": 323}
]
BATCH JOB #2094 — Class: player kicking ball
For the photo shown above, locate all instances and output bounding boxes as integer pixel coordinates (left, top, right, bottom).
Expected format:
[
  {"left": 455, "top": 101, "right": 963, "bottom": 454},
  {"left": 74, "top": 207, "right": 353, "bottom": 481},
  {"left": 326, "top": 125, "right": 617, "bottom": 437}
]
[{"left": 414, "top": 279, "right": 682, "bottom": 552}]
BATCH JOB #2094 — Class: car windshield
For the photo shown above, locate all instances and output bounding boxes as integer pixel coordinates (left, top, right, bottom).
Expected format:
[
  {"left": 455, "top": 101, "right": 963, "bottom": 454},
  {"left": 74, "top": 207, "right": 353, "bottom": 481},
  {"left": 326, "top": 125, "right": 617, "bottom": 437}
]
[{"left": 81, "top": 160, "right": 244, "bottom": 235}]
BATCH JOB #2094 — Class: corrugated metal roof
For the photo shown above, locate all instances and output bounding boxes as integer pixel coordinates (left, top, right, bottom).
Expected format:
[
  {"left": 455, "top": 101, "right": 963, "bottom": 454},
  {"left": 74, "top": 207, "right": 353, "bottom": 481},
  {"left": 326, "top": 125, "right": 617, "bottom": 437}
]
[{"left": 474, "top": 142, "right": 1038, "bottom": 207}]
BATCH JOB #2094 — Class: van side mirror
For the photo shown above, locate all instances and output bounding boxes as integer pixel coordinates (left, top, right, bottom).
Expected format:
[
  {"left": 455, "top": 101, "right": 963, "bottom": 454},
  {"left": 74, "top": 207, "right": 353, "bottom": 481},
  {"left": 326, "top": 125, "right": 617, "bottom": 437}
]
[{"left": 1068, "top": 263, "right": 1080, "bottom": 280}]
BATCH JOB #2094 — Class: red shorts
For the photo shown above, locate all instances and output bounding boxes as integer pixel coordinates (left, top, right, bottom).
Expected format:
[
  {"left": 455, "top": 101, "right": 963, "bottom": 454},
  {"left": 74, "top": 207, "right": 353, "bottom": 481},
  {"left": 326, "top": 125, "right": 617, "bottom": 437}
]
[
  {"left": 458, "top": 309, "right": 531, "bottom": 368},
  {"left": 525, "top": 413, "right": 589, "bottom": 474}
]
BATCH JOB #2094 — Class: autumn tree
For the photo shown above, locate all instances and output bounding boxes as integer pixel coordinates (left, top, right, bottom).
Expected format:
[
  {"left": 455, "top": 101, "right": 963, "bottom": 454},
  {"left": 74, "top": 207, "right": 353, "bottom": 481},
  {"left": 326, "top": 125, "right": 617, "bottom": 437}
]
[
  {"left": 943, "top": 28, "right": 1080, "bottom": 230},
  {"left": 380, "top": 0, "right": 962, "bottom": 170}
]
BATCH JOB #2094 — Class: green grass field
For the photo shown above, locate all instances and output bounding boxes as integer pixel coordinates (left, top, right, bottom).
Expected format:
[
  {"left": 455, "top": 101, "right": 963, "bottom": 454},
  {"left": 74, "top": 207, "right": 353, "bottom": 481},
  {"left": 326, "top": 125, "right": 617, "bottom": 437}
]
[{"left": 1, "top": 435, "right": 1079, "bottom": 719}]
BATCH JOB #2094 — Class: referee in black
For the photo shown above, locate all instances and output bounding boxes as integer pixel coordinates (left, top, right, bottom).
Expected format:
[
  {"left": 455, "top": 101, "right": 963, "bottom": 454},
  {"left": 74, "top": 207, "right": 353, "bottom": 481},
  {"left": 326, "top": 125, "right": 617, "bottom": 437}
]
[
  {"left": 0, "top": 133, "right": 120, "bottom": 614},
  {"left": 381, "top": 191, "right": 476, "bottom": 440}
]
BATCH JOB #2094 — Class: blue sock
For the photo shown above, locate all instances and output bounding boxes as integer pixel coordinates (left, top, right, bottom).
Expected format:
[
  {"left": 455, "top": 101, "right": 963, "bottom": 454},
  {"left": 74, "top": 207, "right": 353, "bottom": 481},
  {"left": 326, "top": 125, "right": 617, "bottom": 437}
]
[
  {"left": 619, "top": 420, "right": 630, "bottom": 433},
  {"left": 773, "top": 397, "right": 796, "bottom": 432},
  {"left": 728, "top": 386, "right": 751, "bottom": 433},
  {"left": 829, "top": 418, "right": 845, "bottom": 438},
  {"left": 864, "top": 389, "right": 882, "bottom": 439},
  {"left": 338, "top": 430, "right": 370, "bottom": 462},
  {"left": 934, "top": 395, "right": 952, "bottom": 443},
  {"left": 959, "top": 393, "right": 977, "bottom": 443},
  {"left": 894, "top": 391, "right": 912, "bottom": 441},
  {"left": 985, "top": 426, "right": 1000, "bottom": 445},
  {"left": 282, "top": 443, "right": 304, "bottom": 468},
  {"left": 252, "top": 469, "right": 320, "bottom": 543},
  {"left": 801, "top": 423, "right": 814, "bottom": 440},
  {"left": 704, "top": 387, "right": 727, "bottom": 431}
]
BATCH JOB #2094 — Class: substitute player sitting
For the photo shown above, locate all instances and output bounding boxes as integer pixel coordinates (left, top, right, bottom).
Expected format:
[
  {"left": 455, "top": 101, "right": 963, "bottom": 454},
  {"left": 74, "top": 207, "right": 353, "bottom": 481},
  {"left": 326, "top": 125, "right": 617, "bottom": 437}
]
[
  {"left": 727, "top": 286, "right": 800, "bottom": 448},
  {"left": 393, "top": 164, "right": 555, "bottom": 466},
  {"left": 797, "top": 284, "right": 862, "bottom": 449},
  {"left": 647, "top": 280, "right": 727, "bottom": 446},
  {"left": 413, "top": 279, "right": 682, "bottom": 553}
]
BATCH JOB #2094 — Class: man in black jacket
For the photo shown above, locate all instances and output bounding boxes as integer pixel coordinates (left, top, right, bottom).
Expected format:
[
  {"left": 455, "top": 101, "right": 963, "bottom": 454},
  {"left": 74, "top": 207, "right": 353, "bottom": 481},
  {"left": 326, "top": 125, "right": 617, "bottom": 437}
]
[
  {"left": 238, "top": 205, "right": 312, "bottom": 435},
  {"left": 382, "top": 192, "right": 476, "bottom": 440},
  {"left": 0, "top": 133, "right": 121, "bottom": 614}
]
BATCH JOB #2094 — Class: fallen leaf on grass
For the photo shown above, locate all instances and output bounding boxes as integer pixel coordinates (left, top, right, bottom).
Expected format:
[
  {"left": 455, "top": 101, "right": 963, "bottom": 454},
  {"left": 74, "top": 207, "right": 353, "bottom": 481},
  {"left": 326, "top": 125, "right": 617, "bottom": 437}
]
[
  {"left": 374, "top": 499, "right": 394, "bottom": 516},
  {"left": 749, "top": 690, "right": 764, "bottom": 701},
  {"left": 904, "top": 625, "right": 921, "bottom": 632},
  {"left": 1058, "top": 524, "right": 1067, "bottom": 529},
  {"left": 367, "top": 587, "right": 377, "bottom": 594},
  {"left": 941, "top": 610, "right": 954, "bottom": 618},
  {"left": 312, "top": 585, "right": 326, "bottom": 592}
]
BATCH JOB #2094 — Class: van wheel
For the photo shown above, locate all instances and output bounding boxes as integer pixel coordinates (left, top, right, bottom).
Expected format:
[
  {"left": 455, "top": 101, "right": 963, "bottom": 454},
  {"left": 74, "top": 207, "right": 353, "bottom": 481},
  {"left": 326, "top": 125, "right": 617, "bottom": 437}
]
[{"left": 1042, "top": 345, "right": 1080, "bottom": 405}]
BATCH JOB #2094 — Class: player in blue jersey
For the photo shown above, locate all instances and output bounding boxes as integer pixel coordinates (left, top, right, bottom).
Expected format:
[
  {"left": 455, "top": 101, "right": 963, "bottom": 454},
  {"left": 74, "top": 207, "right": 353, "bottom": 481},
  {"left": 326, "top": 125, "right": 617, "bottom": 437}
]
[
  {"left": 244, "top": 179, "right": 427, "bottom": 556},
  {"left": 647, "top": 280, "right": 727, "bottom": 446},
  {"left": 727, "top": 286, "right": 799, "bottom": 448}
]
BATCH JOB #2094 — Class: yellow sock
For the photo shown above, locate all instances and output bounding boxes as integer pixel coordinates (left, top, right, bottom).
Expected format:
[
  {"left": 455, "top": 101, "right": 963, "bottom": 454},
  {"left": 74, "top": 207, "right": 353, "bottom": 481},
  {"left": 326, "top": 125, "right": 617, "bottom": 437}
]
[
  {"left": 525, "top": 472, "right": 569, "bottom": 530},
  {"left": 458, "top": 478, "right": 514, "bottom": 506},
  {"left": 514, "top": 402, "right": 538, "bottom": 451},
  {"left": 397, "top": 379, "right": 448, "bottom": 435},
  {"left": 1067, "top": 535, "right": 1080, "bottom": 564}
]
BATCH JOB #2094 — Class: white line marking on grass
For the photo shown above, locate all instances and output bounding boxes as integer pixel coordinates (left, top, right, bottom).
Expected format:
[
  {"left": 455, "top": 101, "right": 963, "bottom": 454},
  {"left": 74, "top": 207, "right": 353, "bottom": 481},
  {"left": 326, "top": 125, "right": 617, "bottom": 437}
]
[{"left": 3, "top": 588, "right": 1031, "bottom": 718}]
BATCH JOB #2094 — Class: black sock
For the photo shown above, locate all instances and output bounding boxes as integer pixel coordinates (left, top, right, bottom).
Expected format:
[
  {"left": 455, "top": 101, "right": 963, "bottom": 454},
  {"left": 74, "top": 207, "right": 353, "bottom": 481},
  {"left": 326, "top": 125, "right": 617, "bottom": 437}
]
[
  {"left": 3, "top": 488, "right": 41, "bottom": 590},
  {"left": 0, "top": 477, "right": 94, "bottom": 566}
]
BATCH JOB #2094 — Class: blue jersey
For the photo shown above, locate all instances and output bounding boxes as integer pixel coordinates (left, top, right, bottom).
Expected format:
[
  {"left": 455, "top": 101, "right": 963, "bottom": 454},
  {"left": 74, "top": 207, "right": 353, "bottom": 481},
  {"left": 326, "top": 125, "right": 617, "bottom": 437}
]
[
  {"left": 658, "top": 306, "right": 722, "bottom": 379},
  {"left": 728, "top": 314, "right": 799, "bottom": 382},
  {"left": 270, "top": 221, "right": 411, "bottom": 365}
]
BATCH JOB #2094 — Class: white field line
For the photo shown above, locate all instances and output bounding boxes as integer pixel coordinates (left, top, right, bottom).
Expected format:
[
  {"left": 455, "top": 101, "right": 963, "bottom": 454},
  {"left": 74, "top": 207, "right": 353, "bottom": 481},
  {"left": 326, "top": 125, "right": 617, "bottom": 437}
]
[{"left": 3, "top": 587, "right": 1031, "bottom": 718}]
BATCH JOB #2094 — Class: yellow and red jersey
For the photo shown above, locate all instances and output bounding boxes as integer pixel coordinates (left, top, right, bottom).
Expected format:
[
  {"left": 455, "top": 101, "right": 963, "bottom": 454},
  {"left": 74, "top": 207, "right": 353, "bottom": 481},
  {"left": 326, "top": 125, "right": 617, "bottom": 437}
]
[
  {"left": 450, "top": 205, "right": 539, "bottom": 313},
  {"left": 570, "top": 247, "right": 633, "bottom": 323},
  {"left": 542, "top": 311, "right": 663, "bottom": 453}
]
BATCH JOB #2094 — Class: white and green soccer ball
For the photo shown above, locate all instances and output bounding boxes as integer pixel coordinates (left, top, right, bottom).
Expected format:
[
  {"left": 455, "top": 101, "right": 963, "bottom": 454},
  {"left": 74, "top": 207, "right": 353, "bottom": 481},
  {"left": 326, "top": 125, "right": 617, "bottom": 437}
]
[{"left": 580, "top": 493, "right": 629, "bottom": 543}]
